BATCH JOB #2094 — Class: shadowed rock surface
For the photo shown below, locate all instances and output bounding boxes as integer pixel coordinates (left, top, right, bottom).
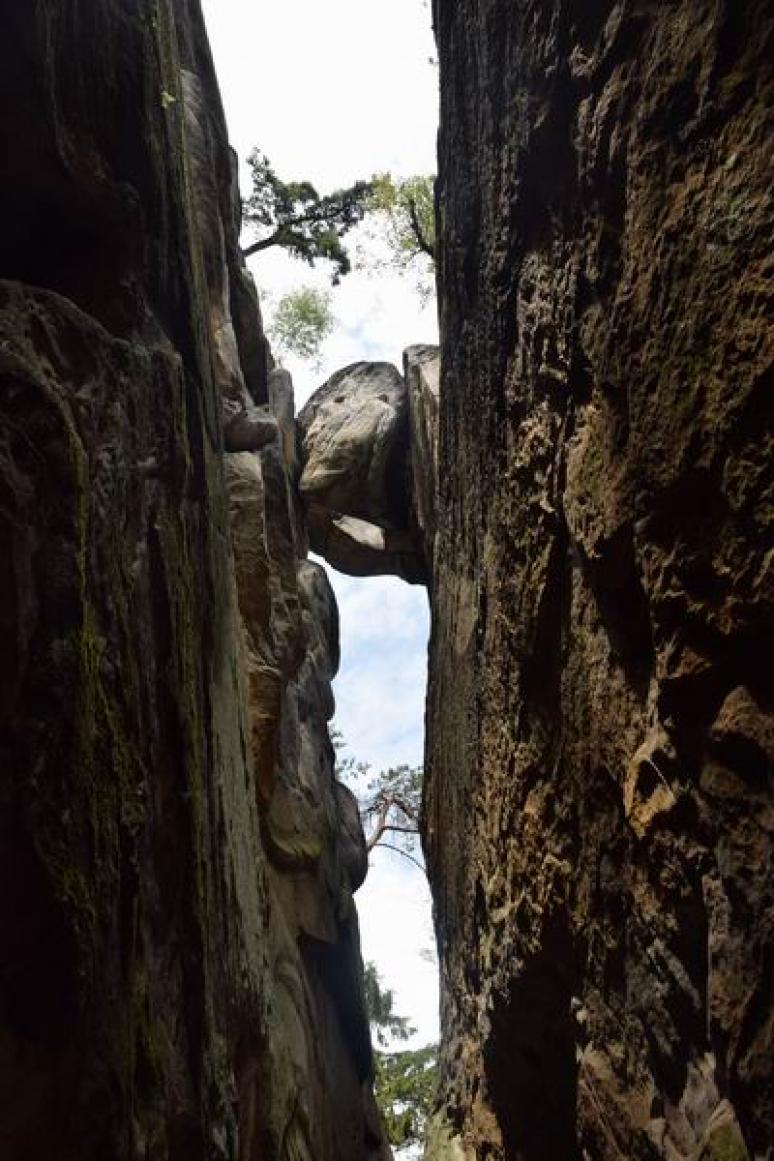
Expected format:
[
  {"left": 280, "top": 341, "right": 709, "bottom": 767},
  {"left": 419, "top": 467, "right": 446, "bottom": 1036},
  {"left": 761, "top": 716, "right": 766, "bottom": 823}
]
[
  {"left": 0, "top": 3, "right": 388, "bottom": 1158},
  {"left": 424, "top": 1, "right": 773, "bottom": 1158},
  {"left": 404, "top": 344, "right": 440, "bottom": 576},
  {"left": 2, "top": 0, "right": 771, "bottom": 1157}
]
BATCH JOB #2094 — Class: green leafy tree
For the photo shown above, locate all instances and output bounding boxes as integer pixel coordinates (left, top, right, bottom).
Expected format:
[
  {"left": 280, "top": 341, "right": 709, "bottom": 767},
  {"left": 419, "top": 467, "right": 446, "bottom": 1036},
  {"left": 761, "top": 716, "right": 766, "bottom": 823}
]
[
  {"left": 268, "top": 285, "right": 334, "bottom": 363},
  {"left": 242, "top": 150, "right": 373, "bottom": 283},
  {"left": 367, "top": 172, "right": 436, "bottom": 260},
  {"left": 375, "top": 1045, "right": 438, "bottom": 1150},
  {"left": 358, "top": 172, "right": 437, "bottom": 302},
  {"left": 363, "top": 960, "right": 437, "bottom": 1151},
  {"left": 242, "top": 154, "right": 438, "bottom": 364},
  {"left": 364, "top": 961, "right": 415, "bottom": 1047}
]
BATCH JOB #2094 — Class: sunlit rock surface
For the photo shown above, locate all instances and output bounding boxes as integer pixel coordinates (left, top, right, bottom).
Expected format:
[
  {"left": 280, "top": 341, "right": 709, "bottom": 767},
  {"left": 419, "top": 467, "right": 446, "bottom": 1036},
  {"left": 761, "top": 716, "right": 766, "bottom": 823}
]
[
  {"left": 0, "top": 3, "right": 388, "bottom": 1158},
  {"left": 425, "top": 1, "right": 774, "bottom": 1158}
]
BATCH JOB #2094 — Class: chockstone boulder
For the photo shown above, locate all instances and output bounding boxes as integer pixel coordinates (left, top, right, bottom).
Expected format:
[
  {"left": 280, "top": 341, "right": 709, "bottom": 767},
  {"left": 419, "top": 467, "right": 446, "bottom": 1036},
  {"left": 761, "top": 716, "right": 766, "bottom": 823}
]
[{"left": 297, "top": 352, "right": 440, "bottom": 584}]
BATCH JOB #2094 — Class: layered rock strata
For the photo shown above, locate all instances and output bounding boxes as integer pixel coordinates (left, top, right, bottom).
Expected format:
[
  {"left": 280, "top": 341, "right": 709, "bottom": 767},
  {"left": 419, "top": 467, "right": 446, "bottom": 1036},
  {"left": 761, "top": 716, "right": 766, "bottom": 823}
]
[
  {"left": 425, "top": 1, "right": 774, "bottom": 1158},
  {"left": 0, "top": 3, "right": 385, "bottom": 1158}
]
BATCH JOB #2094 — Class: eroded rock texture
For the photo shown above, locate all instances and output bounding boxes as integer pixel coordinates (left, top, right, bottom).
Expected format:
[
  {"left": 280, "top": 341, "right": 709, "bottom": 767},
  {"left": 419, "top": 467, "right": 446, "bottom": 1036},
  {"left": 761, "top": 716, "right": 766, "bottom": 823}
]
[
  {"left": 298, "top": 352, "right": 440, "bottom": 584},
  {"left": 0, "top": 3, "right": 384, "bottom": 1158},
  {"left": 426, "top": 2, "right": 773, "bottom": 1158}
]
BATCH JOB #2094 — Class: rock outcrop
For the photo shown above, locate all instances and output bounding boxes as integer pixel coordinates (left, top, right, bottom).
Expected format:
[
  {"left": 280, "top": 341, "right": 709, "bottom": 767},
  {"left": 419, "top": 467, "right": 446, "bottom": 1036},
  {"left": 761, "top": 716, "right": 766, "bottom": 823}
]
[
  {"left": 425, "top": 1, "right": 773, "bottom": 1158},
  {"left": 298, "top": 352, "right": 440, "bottom": 584},
  {"left": 0, "top": 4, "right": 386, "bottom": 1158}
]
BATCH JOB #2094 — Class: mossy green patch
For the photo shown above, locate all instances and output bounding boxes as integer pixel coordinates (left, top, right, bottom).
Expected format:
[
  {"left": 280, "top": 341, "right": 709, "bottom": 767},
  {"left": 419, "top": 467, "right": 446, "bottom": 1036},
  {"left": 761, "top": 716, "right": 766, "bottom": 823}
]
[{"left": 703, "top": 1123, "right": 749, "bottom": 1161}]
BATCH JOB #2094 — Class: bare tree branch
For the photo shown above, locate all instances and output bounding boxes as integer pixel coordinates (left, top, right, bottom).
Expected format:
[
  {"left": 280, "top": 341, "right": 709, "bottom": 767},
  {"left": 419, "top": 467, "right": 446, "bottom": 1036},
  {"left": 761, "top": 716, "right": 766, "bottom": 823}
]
[
  {"left": 366, "top": 800, "right": 392, "bottom": 852},
  {"left": 365, "top": 795, "right": 420, "bottom": 852},
  {"left": 373, "top": 842, "right": 426, "bottom": 874}
]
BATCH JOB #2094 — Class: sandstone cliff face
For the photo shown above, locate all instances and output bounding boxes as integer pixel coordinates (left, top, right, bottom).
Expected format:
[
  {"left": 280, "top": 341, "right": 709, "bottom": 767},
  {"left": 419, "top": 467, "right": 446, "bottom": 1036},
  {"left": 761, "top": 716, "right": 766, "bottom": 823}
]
[
  {"left": 0, "top": 3, "right": 384, "bottom": 1158},
  {"left": 426, "top": 1, "right": 773, "bottom": 1158}
]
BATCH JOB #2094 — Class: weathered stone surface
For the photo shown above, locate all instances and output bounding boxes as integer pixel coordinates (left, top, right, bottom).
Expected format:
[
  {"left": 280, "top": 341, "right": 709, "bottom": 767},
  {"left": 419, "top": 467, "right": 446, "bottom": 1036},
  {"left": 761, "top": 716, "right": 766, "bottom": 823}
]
[
  {"left": 268, "top": 366, "right": 300, "bottom": 478},
  {"left": 0, "top": 3, "right": 386, "bottom": 1158},
  {"left": 298, "top": 360, "right": 426, "bottom": 582},
  {"left": 227, "top": 438, "right": 384, "bottom": 1160},
  {"left": 298, "top": 355, "right": 440, "bottom": 583},
  {"left": 299, "top": 361, "right": 409, "bottom": 527},
  {"left": 404, "top": 344, "right": 440, "bottom": 572},
  {"left": 426, "top": 2, "right": 774, "bottom": 1158}
]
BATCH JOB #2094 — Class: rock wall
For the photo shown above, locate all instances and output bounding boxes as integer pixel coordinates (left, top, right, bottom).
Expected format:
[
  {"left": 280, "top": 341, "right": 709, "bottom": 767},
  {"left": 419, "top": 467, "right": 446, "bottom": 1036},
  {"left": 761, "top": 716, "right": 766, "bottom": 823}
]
[
  {"left": 426, "top": 1, "right": 773, "bottom": 1158},
  {"left": 0, "top": 3, "right": 385, "bottom": 1158}
]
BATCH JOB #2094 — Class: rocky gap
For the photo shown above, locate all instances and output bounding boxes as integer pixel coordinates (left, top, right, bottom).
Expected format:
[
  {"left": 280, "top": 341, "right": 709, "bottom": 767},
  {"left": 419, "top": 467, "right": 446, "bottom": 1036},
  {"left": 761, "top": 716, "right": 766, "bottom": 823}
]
[{"left": 0, "top": 1, "right": 772, "bottom": 1159}]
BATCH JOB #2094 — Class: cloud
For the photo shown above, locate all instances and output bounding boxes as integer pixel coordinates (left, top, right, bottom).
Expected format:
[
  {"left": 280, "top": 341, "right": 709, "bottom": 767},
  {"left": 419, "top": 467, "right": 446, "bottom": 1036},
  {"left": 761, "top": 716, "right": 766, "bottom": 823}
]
[
  {"left": 202, "top": 0, "right": 438, "bottom": 189},
  {"left": 356, "top": 858, "right": 439, "bottom": 1046},
  {"left": 325, "top": 569, "right": 429, "bottom": 770},
  {"left": 330, "top": 569, "right": 429, "bottom": 647}
]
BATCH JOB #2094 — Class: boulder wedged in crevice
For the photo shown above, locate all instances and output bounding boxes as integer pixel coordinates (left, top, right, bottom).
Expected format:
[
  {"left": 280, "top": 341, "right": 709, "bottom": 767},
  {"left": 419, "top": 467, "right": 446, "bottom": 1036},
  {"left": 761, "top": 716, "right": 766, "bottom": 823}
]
[{"left": 297, "top": 349, "right": 440, "bottom": 585}]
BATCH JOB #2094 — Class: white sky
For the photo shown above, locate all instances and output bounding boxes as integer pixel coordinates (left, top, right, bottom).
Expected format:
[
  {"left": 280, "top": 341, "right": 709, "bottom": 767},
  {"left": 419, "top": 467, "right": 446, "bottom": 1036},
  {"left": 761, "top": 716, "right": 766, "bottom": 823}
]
[{"left": 201, "top": 0, "right": 440, "bottom": 1047}]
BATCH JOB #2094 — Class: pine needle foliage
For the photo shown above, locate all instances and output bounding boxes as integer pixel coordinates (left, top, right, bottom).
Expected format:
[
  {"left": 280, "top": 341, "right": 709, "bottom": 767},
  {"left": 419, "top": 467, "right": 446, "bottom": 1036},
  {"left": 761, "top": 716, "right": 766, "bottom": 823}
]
[{"left": 242, "top": 150, "right": 373, "bottom": 283}]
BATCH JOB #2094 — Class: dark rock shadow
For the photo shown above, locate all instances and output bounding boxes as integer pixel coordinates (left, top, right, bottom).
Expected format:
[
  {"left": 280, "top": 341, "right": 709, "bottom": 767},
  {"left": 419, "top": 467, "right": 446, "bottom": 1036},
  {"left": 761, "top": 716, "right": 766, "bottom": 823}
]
[{"left": 484, "top": 913, "right": 579, "bottom": 1160}]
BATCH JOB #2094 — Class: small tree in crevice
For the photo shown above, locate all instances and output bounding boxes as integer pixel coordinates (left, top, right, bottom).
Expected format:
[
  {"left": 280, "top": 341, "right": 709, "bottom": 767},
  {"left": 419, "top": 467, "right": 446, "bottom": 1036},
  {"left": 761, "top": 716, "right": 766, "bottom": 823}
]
[
  {"left": 358, "top": 172, "right": 437, "bottom": 303},
  {"left": 333, "top": 732, "right": 424, "bottom": 873}
]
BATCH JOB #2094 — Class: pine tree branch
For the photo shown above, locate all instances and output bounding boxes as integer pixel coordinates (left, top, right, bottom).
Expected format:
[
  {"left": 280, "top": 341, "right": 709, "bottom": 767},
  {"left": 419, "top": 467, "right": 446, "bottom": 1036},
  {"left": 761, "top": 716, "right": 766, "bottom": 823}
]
[
  {"left": 364, "top": 794, "right": 419, "bottom": 822},
  {"left": 242, "top": 232, "right": 281, "bottom": 257}
]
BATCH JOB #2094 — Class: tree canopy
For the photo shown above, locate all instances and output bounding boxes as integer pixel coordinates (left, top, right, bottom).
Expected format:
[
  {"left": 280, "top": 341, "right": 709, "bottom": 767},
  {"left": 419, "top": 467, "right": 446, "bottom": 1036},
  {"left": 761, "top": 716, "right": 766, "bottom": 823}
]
[
  {"left": 363, "top": 961, "right": 415, "bottom": 1048},
  {"left": 243, "top": 152, "right": 438, "bottom": 362},
  {"left": 366, "top": 172, "right": 436, "bottom": 262},
  {"left": 267, "top": 285, "right": 334, "bottom": 363},
  {"left": 375, "top": 1044, "right": 438, "bottom": 1150},
  {"left": 242, "top": 150, "right": 373, "bottom": 283},
  {"left": 358, "top": 172, "right": 436, "bottom": 302},
  {"left": 363, "top": 959, "right": 437, "bottom": 1151},
  {"left": 361, "top": 762, "right": 422, "bottom": 863}
]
